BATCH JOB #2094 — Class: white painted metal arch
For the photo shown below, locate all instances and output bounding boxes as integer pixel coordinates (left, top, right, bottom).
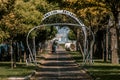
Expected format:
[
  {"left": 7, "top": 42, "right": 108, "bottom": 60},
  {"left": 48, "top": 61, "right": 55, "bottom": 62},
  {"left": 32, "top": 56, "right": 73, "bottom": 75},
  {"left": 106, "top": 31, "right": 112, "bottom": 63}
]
[{"left": 26, "top": 10, "right": 94, "bottom": 65}]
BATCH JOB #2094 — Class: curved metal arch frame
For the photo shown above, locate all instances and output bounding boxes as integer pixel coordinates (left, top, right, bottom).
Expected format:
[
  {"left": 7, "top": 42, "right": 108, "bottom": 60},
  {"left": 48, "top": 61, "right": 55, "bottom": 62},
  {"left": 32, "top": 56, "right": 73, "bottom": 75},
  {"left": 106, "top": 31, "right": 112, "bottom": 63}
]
[
  {"left": 42, "top": 10, "right": 87, "bottom": 61},
  {"left": 26, "top": 10, "right": 95, "bottom": 65}
]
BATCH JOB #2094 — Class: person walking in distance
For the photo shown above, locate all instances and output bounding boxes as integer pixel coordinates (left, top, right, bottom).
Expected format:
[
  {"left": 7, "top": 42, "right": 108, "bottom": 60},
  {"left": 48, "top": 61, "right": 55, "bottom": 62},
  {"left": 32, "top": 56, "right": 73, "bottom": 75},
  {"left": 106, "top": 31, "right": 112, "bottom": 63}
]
[{"left": 52, "top": 39, "right": 58, "bottom": 53}]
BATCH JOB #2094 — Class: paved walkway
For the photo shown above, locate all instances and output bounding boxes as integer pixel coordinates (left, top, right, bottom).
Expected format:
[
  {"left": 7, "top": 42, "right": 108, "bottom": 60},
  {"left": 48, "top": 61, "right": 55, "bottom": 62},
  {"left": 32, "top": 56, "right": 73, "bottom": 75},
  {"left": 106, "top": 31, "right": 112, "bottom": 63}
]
[{"left": 31, "top": 50, "right": 92, "bottom": 80}]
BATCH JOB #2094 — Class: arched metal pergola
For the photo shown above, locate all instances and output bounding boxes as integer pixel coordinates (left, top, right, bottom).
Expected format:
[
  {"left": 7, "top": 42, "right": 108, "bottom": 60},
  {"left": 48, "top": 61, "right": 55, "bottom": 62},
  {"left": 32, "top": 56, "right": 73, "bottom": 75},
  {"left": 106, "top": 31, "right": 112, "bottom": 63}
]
[{"left": 26, "top": 10, "right": 95, "bottom": 65}]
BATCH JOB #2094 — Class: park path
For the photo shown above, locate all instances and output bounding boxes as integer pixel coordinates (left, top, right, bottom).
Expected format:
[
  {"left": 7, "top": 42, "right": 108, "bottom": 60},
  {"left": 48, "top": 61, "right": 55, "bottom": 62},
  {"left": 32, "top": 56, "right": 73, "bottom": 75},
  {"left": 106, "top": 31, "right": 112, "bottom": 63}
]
[{"left": 31, "top": 48, "right": 92, "bottom": 80}]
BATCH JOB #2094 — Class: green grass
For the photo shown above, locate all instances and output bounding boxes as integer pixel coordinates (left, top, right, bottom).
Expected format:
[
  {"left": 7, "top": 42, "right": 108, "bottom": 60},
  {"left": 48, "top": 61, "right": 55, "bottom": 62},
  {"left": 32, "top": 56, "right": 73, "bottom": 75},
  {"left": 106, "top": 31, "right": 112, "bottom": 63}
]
[
  {"left": 69, "top": 51, "right": 120, "bottom": 80},
  {"left": 69, "top": 51, "right": 83, "bottom": 64},
  {"left": 0, "top": 62, "right": 36, "bottom": 80},
  {"left": 85, "top": 61, "right": 120, "bottom": 80}
]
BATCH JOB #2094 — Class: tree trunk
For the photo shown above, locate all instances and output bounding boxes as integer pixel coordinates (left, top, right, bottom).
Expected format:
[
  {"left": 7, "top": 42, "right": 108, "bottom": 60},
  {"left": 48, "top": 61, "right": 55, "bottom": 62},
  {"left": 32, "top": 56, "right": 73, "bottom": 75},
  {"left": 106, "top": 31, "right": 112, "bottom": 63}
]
[
  {"left": 105, "top": 27, "right": 109, "bottom": 62},
  {"left": 33, "top": 37, "right": 36, "bottom": 62},
  {"left": 76, "top": 29, "right": 80, "bottom": 51},
  {"left": 10, "top": 40, "right": 14, "bottom": 69},
  {"left": 102, "top": 30, "right": 107, "bottom": 62},
  {"left": 94, "top": 30, "right": 103, "bottom": 59},
  {"left": 110, "top": 27, "right": 119, "bottom": 64},
  {"left": 118, "top": 12, "right": 120, "bottom": 62},
  {"left": 110, "top": 11, "right": 119, "bottom": 64}
]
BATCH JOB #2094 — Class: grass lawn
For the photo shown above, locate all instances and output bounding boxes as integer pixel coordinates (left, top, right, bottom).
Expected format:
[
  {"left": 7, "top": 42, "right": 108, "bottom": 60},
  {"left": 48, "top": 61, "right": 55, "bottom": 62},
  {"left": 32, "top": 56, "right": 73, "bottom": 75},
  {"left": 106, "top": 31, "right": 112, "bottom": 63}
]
[
  {"left": 0, "top": 62, "right": 36, "bottom": 80},
  {"left": 69, "top": 51, "right": 120, "bottom": 80}
]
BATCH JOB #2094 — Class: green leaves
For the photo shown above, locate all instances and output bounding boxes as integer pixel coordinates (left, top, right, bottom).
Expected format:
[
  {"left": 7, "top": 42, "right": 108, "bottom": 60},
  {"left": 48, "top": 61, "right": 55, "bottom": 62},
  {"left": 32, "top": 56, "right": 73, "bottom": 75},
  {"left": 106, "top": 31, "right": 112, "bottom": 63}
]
[
  {"left": 0, "top": 0, "right": 18, "bottom": 41},
  {"left": 0, "top": 0, "right": 59, "bottom": 43},
  {"left": 35, "top": 26, "right": 57, "bottom": 42},
  {"left": 68, "top": 29, "right": 76, "bottom": 41},
  {"left": 0, "top": 0, "right": 15, "bottom": 19},
  {"left": 0, "top": 29, "right": 10, "bottom": 43}
]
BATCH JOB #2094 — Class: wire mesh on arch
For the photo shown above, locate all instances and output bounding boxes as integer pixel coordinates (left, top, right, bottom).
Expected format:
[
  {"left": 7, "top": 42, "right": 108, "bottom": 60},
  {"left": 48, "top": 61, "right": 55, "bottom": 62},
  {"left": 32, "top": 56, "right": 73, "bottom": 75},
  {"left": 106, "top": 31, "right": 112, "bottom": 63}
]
[{"left": 41, "top": 14, "right": 79, "bottom": 24}]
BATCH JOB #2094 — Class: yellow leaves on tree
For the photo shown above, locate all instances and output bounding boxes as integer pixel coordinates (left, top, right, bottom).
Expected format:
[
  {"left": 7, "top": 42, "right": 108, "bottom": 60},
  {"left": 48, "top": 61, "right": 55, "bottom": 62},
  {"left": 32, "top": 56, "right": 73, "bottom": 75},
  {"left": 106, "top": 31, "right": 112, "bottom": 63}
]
[
  {"left": 0, "top": 30, "right": 10, "bottom": 42},
  {"left": 1, "top": 12, "right": 18, "bottom": 30}
]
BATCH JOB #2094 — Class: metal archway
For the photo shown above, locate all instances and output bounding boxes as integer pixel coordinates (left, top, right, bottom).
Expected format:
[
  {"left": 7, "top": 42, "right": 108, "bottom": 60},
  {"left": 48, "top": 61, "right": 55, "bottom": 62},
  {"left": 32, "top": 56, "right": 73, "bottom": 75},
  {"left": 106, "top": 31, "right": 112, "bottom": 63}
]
[{"left": 26, "top": 10, "right": 95, "bottom": 65}]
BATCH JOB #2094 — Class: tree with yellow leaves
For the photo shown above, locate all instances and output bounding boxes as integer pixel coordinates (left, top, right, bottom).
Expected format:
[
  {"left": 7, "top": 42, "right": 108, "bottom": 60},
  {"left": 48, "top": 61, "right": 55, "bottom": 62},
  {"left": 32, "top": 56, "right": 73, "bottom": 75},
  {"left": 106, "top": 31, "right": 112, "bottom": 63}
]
[{"left": 48, "top": 0, "right": 120, "bottom": 64}]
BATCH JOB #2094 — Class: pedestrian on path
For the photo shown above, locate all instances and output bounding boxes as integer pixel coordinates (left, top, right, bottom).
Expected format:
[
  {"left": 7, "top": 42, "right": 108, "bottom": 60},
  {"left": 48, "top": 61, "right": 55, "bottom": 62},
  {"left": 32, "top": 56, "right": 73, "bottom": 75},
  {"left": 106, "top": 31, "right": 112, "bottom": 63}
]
[{"left": 52, "top": 39, "right": 58, "bottom": 53}]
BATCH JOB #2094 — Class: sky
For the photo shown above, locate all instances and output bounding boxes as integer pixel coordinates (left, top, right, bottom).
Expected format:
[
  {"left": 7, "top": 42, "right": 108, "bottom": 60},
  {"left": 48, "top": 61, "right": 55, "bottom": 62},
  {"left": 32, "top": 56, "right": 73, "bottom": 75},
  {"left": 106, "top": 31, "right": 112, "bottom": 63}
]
[{"left": 55, "top": 26, "right": 70, "bottom": 43}]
